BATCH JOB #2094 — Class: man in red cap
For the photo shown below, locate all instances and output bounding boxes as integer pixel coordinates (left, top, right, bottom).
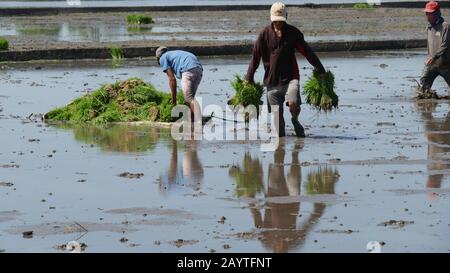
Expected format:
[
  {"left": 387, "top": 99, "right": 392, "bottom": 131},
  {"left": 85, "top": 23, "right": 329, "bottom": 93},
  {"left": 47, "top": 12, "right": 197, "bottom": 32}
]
[{"left": 418, "top": 1, "right": 450, "bottom": 98}]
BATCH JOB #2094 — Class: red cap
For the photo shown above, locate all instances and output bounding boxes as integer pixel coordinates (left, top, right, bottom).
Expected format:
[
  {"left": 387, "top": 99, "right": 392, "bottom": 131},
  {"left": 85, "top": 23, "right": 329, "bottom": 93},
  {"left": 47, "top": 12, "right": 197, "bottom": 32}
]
[{"left": 424, "top": 1, "right": 440, "bottom": 13}]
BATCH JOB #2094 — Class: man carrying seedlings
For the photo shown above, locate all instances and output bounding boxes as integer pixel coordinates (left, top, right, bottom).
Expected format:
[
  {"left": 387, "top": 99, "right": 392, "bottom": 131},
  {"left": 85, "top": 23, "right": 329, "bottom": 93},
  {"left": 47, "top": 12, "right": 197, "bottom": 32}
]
[
  {"left": 155, "top": 46, "right": 203, "bottom": 123},
  {"left": 417, "top": 1, "right": 450, "bottom": 99},
  {"left": 246, "top": 2, "right": 326, "bottom": 137}
]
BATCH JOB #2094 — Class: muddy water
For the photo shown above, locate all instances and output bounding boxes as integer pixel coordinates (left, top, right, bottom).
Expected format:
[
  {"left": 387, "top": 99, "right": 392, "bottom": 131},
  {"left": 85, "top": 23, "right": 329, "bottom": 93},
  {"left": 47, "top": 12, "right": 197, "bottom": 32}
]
[{"left": 0, "top": 50, "right": 449, "bottom": 252}]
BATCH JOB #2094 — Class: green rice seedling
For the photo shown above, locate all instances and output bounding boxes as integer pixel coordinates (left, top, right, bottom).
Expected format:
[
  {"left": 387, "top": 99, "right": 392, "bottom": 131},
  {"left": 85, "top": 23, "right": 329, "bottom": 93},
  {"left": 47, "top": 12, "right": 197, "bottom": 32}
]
[
  {"left": 353, "top": 3, "right": 373, "bottom": 9},
  {"left": 303, "top": 70, "right": 338, "bottom": 111},
  {"left": 127, "top": 14, "right": 154, "bottom": 25},
  {"left": 0, "top": 38, "right": 9, "bottom": 50},
  {"left": 228, "top": 75, "right": 264, "bottom": 107},
  {"left": 109, "top": 46, "right": 124, "bottom": 60}
]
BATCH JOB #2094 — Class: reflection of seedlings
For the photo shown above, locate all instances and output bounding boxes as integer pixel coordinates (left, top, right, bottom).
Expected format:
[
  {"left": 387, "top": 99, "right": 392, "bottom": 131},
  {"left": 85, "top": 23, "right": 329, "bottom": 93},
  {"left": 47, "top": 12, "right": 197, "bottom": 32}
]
[
  {"left": 305, "top": 166, "right": 340, "bottom": 195},
  {"left": 17, "top": 26, "right": 61, "bottom": 36},
  {"left": 53, "top": 124, "right": 169, "bottom": 153},
  {"left": 228, "top": 75, "right": 264, "bottom": 121},
  {"left": 127, "top": 25, "right": 153, "bottom": 33},
  {"left": 127, "top": 14, "right": 154, "bottom": 25},
  {"left": 44, "top": 78, "right": 184, "bottom": 124},
  {"left": 0, "top": 38, "right": 9, "bottom": 50},
  {"left": 229, "top": 152, "right": 264, "bottom": 198}
]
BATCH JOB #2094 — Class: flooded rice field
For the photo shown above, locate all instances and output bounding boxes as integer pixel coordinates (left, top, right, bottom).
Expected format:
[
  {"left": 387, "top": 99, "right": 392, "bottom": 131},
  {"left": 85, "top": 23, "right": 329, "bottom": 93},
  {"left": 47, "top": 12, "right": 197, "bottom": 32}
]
[
  {"left": 0, "top": 50, "right": 449, "bottom": 252},
  {"left": 0, "top": 8, "right": 424, "bottom": 50}
]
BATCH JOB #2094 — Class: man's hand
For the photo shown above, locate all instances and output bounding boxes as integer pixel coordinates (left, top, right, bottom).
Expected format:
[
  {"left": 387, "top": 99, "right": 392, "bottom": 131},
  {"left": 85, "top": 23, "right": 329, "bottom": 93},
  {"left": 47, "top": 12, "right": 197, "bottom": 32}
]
[
  {"left": 426, "top": 57, "right": 434, "bottom": 65},
  {"left": 246, "top": 77, "right": 255, "bottom": 85}
]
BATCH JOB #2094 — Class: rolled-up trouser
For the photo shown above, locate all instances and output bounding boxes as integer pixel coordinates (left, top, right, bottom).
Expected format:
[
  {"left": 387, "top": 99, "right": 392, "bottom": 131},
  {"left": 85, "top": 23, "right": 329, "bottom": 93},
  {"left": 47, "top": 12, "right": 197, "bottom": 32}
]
[
  {"left": 181, "top": 67, "right": 203, "bottom": 104},
  {"left": 419, "top": 63, "right": 450, "bottom": 92},
  {"left": 266, "top": 79, "right": 300, "bottom": 112}
]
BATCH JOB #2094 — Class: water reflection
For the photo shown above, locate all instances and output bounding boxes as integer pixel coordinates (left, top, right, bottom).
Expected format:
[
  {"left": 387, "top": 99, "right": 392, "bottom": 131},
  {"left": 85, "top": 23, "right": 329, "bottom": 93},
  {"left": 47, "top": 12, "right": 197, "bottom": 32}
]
[
  {"left": 229, "top": 141, "right": 340, "bottom": 252},
  {"left": 416, "top": 100, "right": 450, "bottom": 188},
  {"left": 54, "top": 124, "right": 170, "bottom": 153},
  {"left": 9, "top": 22, "right": 152, "bottom": 43},
  {"left": 159, "top": 140, "right": 204, "bottom": 194}
]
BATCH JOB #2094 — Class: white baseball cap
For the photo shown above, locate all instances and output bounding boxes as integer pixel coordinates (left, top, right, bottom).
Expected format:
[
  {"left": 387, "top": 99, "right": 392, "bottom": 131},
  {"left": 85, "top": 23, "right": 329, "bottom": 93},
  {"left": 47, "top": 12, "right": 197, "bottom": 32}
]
[{"left": 271, "top": 2, "right": 287, "bottom": 22}]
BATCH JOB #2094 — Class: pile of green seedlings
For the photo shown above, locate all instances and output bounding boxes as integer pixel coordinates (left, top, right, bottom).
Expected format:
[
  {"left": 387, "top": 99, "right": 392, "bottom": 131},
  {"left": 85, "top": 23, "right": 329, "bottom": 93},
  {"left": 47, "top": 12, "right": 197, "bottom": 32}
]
[
  {"left": 44, "top": 78, "right": 184, "bottom": 125},
  {"left": 0, "top": 38, "right": 9, "bottom": 50},
  {"left": 303, "top": 70, "right": 338, "bottom": 111},
  {"left": 127, "top": 14, "right": 154, "bottom": 25}
]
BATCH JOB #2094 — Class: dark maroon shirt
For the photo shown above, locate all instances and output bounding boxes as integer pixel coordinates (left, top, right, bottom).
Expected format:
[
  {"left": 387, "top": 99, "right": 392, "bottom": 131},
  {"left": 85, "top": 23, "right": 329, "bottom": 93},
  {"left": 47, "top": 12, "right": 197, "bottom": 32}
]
[{"left": 246, "top": 23, "right": 325, "bottom": 86}]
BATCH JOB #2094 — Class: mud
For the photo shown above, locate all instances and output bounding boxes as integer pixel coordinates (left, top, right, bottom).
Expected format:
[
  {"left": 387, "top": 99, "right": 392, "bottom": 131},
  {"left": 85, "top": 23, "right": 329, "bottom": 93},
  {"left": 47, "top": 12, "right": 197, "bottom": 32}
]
[{"left": 0, "top": 50, "right": 449, "bottom": 252}]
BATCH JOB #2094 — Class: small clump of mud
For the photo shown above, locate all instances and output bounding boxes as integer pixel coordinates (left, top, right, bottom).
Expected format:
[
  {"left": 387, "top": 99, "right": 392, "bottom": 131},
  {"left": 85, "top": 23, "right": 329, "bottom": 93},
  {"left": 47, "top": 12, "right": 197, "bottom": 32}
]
[
  {"left": 117, "top": 172, "right": 144, "bottom": 179},
  {"left": 378, "top": 220, "right": 414, "bottom": 228}
]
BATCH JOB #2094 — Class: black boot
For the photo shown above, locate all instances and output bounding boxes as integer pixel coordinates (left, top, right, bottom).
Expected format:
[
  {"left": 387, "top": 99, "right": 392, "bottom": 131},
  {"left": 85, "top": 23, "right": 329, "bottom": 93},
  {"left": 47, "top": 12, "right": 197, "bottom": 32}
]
[{"left": 291, "top": 118, "right": 305, "bottom": 138}]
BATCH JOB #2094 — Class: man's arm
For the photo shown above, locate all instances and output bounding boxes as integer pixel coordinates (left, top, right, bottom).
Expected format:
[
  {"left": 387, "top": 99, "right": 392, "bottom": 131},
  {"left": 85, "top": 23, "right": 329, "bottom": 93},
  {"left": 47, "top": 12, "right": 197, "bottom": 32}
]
[
  {"left": 165, "top": 68, "right": 177, "bottom": 105},
  {"left": 432, "top": 24, "right": 450, "bottom": 62},
  {"left": 246, "top": 32, "right": 263, "bottom": 84},
  {"left": 294, "top": 32, "right": 326, "bottom": 75}
]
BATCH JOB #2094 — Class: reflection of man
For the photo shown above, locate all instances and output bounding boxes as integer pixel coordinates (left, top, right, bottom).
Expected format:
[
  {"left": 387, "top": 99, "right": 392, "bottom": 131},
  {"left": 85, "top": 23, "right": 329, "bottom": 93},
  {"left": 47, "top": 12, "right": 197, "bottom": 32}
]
[
  {"left": 416, "top": 100, "right": 450, "bottom": 189},
  {"left": 418, "top": 1, "right": 450, "bottom": 98},
  {"left": 229, "top": 142, "right": 340, "bottom": 252},
  {"left": 161, "top": 140, "right": 204, "bottom": 193}
]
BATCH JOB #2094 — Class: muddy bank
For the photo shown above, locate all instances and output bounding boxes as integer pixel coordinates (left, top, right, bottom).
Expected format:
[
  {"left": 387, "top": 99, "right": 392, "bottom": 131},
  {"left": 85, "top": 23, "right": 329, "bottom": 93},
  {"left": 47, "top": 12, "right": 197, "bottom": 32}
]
[
  {"left": 0, "top": 2, "right": 447, "bottom": 16},
  {"left": 0, "top": 6, "right": 431, "bottom": 61},
  {"left": 0, "top": 39, "right": 427, "bottom": 62}
]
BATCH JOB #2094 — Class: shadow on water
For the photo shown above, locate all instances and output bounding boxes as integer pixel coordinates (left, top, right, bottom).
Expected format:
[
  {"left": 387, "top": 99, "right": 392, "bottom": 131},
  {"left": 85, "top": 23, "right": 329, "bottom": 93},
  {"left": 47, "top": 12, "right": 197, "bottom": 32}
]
[
  {"left": 416, "top": 100, "right": 450, "bottom": 189},
  {"left": 229, "top": 141, "right": 340, "bottom": 253},
  {"left": 53, "top": 123, "right": 172, "bottom": 153}
]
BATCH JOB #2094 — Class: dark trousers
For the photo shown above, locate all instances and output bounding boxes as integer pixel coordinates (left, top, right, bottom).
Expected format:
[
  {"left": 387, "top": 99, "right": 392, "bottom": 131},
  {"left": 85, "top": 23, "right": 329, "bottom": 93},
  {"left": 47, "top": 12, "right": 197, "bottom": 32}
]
[{"left": 420, "top": 63, "right": 450, "bottom": 92}]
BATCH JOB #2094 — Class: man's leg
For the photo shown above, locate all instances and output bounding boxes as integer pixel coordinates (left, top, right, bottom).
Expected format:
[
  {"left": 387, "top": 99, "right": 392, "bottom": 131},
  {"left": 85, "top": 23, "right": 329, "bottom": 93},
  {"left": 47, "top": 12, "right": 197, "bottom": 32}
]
[
  {"left": 438, "top": 66, "right": 450, "bottom": 98},
  {"left": 419, "top": 65, "right": 439, "bottom": 98},
  {"left": 181, "top": 69, "right": 202, "bottom": 126},
  {"left": 286, "top": 79, "right": 305, "bottom": 138},
  {"left": 267, "top": 86, "right": 285, "bottom": 137}
]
